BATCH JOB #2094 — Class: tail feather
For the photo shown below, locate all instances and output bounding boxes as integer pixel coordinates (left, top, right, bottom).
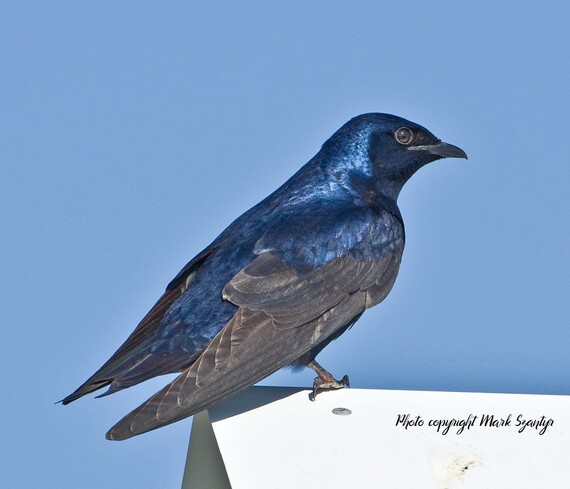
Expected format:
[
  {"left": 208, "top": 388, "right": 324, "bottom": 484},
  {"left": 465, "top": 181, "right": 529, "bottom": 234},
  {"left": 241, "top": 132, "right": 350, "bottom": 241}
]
[
  {"left": 61, "top": 245, "right": 220, "bottom": 405},
  {"left": 61, "top": 350, "right": 193, "bottom": 405},
  {"left": 60, "top": 379, "right": 113, "bottom": 405}
]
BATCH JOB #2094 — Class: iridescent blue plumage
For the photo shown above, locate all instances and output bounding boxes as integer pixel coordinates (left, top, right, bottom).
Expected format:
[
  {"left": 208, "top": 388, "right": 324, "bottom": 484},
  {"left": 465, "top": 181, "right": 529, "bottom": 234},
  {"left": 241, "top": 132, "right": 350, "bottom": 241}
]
[{"left": 63, "top": 113, "right": 467, "bottom": 439}]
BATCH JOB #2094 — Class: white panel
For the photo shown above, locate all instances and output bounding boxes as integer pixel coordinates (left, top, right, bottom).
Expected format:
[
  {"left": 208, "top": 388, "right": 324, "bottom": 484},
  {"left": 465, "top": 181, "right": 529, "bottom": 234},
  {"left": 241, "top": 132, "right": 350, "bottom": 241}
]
[{"left": 188, "top": 386, "right": 570, "bottom": 488}]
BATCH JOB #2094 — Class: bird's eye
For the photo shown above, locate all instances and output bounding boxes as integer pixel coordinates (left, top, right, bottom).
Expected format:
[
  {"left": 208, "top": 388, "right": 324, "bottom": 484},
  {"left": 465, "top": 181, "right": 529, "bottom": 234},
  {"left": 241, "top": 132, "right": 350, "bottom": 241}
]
[{"left": 394, "top": 127, "right": 414, "bottom": 145}]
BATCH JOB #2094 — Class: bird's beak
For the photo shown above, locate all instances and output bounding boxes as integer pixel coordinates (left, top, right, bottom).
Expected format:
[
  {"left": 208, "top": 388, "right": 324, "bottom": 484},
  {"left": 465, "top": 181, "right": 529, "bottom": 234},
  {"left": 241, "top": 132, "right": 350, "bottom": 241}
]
[{"left": 408, "top": 141, "right": 468, "bottom": 160}]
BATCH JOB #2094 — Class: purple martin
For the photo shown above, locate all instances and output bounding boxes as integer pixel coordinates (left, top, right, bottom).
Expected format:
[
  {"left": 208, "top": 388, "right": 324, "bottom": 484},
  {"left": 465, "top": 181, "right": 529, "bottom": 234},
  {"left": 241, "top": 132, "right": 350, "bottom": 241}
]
[{"left": 63, "top": 113, "right": 467, "bottom": 440}]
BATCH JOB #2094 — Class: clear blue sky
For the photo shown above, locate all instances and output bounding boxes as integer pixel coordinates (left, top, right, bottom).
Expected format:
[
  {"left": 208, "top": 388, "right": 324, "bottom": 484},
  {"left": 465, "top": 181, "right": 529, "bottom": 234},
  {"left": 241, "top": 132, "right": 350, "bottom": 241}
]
[{"left": 2, "top": 2, "right": 569, "bottom": 487}]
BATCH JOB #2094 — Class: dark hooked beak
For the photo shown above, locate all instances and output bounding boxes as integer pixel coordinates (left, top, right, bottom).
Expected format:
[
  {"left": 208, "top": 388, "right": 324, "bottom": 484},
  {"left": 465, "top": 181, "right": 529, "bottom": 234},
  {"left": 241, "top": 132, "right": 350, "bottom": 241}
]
[{"left": 408, "top": 141, "right": 468, "bottom": 160}]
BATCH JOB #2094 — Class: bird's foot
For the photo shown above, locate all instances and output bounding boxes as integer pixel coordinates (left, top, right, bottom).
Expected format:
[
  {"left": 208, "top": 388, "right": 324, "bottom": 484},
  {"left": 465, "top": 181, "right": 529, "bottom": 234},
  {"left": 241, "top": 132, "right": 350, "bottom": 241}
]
[{"left": 307, "top": 360, "right": 350, "bottom": 401}]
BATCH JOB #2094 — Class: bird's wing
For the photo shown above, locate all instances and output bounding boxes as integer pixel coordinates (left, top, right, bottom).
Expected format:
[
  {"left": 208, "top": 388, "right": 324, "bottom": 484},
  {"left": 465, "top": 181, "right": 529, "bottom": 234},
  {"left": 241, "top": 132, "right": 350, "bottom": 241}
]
[
  {"left": 61, "top": 245, "right": 219, "bottom": 405},
  {"left": 106, "top": 249, "right": 401, "bottom": 440}
]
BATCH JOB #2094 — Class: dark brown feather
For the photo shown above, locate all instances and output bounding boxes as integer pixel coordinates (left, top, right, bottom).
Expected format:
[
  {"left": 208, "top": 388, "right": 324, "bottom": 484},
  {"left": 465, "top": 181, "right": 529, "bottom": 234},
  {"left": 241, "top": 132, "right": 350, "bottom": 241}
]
[
  {"left": 106, "top": 249, "right": 402, "bottom": 439},
  {"left": 61, "top": 245, "right": 219, "bottom": 404}
]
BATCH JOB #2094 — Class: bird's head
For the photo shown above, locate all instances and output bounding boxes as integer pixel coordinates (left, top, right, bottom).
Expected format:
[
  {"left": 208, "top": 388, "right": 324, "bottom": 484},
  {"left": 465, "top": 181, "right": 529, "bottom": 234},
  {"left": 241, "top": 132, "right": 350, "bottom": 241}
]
[{"left": 321, "top": 113, "right": 467, "bottom": 201}]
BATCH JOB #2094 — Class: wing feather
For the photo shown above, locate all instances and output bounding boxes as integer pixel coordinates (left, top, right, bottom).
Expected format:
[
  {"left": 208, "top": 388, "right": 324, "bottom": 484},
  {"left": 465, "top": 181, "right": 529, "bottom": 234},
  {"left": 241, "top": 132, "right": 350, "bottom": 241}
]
[
  {"left": 109, "top": 244, "right": 221, "bottom": 365},
  {"left": 107, "top": 291, "right": 368, "bottom": 439},
  {"left": 106, "top": 249, "right": 402, "bottom": 440},
  {"left": 61, "top": 245, "right": 219, "bottom": 405},
  {"left": 223, "top": 251, "right": 398, "bottom": 328}
]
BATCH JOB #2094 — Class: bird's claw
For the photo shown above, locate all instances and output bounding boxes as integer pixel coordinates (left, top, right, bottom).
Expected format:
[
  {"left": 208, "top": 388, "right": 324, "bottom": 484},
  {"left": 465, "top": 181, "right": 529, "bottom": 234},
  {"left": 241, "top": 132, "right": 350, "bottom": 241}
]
[{"left": 309, "top": 374, "right": 350, "bottom": 401}]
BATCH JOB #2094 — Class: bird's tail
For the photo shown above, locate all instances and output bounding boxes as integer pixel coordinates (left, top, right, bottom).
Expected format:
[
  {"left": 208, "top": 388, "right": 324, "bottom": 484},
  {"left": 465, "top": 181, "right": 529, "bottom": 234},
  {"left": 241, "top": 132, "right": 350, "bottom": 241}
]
[{"left": 60, "top": 349, "right": 191, "bottom": 405}]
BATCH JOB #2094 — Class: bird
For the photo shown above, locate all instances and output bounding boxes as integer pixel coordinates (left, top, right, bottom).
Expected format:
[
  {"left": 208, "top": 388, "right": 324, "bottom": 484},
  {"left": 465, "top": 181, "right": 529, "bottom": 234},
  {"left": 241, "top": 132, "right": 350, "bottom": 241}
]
[{"left": 62, "top": 113, "right": 467, "bottom": 440}]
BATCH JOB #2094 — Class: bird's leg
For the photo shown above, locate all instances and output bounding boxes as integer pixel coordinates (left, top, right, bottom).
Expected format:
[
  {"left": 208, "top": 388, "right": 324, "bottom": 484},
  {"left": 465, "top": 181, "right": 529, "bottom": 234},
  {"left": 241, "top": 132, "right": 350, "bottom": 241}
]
[{"left": 307, "top": 360, "right": 350, "bottom": 401}]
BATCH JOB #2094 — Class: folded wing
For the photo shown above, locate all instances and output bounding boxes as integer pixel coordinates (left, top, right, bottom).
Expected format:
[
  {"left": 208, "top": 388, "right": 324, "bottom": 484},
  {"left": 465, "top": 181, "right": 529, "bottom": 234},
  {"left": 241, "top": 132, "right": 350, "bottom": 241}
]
[{"left": 106, "top": 249, "right": 401, "bottom": 440}]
